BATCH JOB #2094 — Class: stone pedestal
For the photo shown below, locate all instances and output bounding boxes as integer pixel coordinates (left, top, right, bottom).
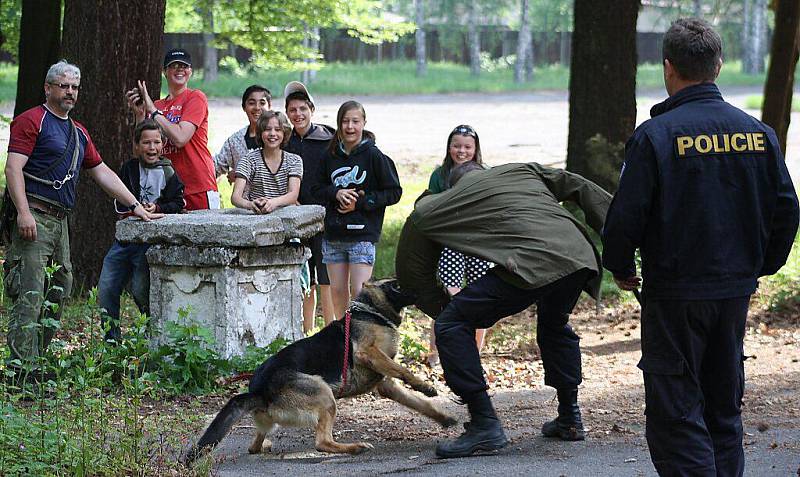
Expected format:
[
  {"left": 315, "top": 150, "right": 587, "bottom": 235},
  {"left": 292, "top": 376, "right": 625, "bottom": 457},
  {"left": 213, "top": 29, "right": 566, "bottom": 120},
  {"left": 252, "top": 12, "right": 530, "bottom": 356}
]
[{"left": 115, "top": 206, "right": 324, "bottom": 358}]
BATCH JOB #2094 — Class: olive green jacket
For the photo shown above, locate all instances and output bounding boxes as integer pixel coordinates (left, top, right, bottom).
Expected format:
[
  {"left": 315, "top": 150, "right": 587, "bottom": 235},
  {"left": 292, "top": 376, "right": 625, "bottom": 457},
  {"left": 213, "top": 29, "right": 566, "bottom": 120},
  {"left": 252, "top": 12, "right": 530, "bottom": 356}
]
[{"left": 396, "top": 162, "right": 613, "bottom": 318}]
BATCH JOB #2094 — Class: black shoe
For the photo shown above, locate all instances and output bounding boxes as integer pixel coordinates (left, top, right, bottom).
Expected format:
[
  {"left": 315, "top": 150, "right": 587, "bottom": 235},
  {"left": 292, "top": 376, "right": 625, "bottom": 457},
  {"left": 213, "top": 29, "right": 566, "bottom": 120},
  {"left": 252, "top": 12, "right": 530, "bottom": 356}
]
[
  {"left": 541, "top": 388, "right": 585, "bottom": 441},
  {"left": 435, "top": 418, "right": 509, "bottom": 458},
  {"left": 541, "top": 416, "right": 585, "bottom": 441}
]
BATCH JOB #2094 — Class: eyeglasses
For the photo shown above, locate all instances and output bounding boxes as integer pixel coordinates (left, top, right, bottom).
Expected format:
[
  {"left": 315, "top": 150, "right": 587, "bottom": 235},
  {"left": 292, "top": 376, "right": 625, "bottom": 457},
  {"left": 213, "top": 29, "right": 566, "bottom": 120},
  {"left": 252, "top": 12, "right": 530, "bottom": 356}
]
[
  {"left": 166, "top": 63, "right": 190, "bottom": 70},
  {"left": 452, "top": 125, "right": 476, "bottom": 136},
  {"left": 49, "top": 82, "right": 81, "bottom": 91}
]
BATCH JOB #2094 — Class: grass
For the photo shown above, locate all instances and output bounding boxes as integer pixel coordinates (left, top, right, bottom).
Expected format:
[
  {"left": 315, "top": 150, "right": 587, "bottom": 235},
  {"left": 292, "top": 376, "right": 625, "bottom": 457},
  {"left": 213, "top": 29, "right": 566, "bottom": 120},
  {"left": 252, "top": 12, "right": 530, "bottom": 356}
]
[
  {"left": 0, "top": 63, "right": 16, "bottom": 104},
  {"left": 2, "top": 60, "right": 799, "bottom": 104},
  {"left": 744, "top": 94, "right": 800, "bottom": 112}
]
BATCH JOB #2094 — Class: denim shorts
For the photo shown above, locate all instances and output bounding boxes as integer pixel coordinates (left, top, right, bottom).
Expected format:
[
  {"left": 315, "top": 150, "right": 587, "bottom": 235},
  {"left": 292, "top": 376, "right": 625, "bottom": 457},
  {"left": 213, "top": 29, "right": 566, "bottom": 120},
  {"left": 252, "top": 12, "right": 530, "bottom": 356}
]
[{"left": 322, "top": 240, "right": 376, "bottom": 265}]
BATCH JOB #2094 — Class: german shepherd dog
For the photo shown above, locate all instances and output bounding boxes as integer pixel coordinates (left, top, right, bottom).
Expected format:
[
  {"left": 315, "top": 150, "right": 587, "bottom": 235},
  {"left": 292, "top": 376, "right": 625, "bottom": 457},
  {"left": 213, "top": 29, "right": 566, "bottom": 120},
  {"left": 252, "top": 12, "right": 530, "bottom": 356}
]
[{"left": 183, "top": 279, "right": 456, "bottom": 464}]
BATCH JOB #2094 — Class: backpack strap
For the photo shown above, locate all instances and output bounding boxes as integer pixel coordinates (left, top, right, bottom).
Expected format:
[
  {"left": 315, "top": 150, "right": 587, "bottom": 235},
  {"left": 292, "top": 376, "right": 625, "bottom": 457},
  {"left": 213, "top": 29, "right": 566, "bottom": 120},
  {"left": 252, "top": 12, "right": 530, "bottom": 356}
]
[{"left": 23, "top": 119, "right": 81, "bottom": 190}]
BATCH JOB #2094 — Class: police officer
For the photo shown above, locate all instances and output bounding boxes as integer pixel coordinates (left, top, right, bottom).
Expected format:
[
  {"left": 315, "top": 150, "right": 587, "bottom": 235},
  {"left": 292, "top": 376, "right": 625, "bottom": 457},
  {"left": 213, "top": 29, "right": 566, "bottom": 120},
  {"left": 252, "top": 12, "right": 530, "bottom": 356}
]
[
  {"left": 602, "top": 18, "right": 799, "bottom": 476},
  {"left": 397, "top": 161, "right": 613, "bottom": 458}
]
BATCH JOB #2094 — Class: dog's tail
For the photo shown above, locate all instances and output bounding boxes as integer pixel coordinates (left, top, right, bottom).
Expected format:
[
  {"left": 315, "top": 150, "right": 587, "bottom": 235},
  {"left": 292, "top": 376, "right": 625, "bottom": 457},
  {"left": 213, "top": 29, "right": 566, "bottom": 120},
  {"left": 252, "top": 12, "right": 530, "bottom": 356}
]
[{"left": 182, "top": 392, "right": 263, "bottom": 465}]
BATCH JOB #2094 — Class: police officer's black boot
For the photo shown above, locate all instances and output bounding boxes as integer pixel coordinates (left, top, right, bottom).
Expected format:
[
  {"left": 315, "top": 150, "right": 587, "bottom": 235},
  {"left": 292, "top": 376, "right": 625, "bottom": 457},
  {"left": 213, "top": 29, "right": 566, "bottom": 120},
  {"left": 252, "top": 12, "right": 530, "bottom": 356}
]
[
  {"left": 435, "top": 392, "right": 509, "bottom": 458},
  {"left": 541, "top": 388, "right": 585, "bottom": 441}
]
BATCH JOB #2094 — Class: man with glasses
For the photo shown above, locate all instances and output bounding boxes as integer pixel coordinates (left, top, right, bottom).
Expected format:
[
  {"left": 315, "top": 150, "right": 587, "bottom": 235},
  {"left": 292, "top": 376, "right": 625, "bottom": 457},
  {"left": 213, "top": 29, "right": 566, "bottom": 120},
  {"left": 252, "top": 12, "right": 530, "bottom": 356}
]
[
  {"left": 4, "top": 60, "right": 162, "bottom": 377},
  {"left": 396, "top": 161, "right": 613, "bottom": 458},
  {"left": 126, "top": 48, "right": 218, "bottom": 210}
]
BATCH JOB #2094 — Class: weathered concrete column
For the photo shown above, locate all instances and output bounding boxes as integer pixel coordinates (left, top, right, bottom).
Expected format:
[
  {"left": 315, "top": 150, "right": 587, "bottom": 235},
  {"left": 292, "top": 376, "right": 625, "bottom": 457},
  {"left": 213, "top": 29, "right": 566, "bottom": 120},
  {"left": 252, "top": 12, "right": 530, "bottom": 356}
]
[{"left": 115, "top": 206, "right": 324, "bottom": 358}]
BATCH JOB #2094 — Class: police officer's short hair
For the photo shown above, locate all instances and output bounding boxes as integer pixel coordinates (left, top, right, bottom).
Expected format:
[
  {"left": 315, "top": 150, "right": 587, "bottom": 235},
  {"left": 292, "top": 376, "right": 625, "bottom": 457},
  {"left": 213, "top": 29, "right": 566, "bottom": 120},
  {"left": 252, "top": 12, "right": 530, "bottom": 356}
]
[{"left": 662, "top": 18, "right": 722, "bottom": 82}]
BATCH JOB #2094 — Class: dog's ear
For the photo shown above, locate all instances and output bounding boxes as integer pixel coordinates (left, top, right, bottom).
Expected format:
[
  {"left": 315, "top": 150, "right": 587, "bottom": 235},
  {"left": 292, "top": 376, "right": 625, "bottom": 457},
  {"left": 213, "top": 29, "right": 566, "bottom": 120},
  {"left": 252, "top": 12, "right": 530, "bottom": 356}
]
[{"left": 379, "top": 279, "right": 417, "bottom": 311}]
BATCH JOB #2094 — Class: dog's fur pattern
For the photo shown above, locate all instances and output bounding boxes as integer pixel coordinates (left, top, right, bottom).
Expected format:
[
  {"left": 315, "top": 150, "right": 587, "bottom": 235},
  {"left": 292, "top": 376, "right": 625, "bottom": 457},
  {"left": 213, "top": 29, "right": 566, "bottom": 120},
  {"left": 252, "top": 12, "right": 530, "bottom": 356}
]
[{"left": 183, "top": 280, "right": 456, "bottom": 464}]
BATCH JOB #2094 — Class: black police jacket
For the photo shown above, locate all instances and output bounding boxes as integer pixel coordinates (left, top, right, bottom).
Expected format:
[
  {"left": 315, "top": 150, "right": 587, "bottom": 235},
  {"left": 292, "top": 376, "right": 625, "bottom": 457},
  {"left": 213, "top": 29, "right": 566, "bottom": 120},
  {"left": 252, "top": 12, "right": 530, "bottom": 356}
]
[
  {"left": 602, "top": 83, "right": 799, "bottom": 300},
  {"left": 284, "top": 123, "right": 335, "bottom": 206}
]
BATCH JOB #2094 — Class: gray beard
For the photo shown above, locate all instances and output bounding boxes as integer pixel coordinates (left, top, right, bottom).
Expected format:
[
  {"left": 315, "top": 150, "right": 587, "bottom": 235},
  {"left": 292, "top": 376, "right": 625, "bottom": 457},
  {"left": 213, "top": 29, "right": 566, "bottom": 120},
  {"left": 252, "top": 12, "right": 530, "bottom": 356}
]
[{"left": 59, "top": 98, "right": 75, "bottom": 112}]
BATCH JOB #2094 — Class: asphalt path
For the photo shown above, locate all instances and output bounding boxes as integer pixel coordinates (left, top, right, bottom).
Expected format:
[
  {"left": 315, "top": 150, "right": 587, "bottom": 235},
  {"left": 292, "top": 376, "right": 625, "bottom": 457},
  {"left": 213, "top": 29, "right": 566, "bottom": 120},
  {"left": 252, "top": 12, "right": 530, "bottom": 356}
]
[{"left": 208, "top": 388, "right": 800, "bottom": 476}]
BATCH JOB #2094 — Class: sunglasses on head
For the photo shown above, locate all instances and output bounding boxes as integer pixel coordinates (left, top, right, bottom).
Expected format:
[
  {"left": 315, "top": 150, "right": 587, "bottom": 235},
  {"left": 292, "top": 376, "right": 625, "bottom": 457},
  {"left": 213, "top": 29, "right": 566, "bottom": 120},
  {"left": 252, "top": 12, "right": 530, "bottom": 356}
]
[{"left": 452, "top": 125, "right": 476, "bottom": 136}]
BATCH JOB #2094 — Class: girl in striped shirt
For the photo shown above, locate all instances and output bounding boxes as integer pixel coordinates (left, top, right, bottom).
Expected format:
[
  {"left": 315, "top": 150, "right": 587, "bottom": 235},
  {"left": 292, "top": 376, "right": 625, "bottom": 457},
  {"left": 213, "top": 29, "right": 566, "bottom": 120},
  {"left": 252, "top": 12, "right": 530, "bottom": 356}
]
[{"left": 232, "top": 110, "right": 303, "bottom": 213}]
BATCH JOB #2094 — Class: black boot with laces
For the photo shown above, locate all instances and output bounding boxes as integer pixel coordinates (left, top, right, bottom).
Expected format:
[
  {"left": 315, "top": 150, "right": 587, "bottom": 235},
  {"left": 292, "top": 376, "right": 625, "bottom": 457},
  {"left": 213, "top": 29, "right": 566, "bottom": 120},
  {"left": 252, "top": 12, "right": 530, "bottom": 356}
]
[
  {"left": 435, "top": 393, "right": 509, "bottom": 458},
  {"left": 541, "top": 387, "right": 585, "bottom": 441}
]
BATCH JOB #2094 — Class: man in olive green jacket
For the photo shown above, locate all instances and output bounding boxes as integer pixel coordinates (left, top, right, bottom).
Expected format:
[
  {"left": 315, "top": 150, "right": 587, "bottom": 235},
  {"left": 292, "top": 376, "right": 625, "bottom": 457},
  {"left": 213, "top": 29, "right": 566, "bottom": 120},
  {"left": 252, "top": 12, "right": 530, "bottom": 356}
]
[{"left": 396, "top": 162, "right": 612, "bottom": 458}]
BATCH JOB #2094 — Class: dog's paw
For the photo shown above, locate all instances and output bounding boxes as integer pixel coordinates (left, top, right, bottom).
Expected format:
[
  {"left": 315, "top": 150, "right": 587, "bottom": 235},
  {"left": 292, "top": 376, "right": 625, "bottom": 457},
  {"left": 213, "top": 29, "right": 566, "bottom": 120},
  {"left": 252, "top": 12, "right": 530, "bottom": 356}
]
[
  {"left": 248, "top": 440, "right": 272, "bottom": 454},
  {"left": 440, "top": 415, "right": 458, "bottom": 428},
  {"left": 351, "top": 442, "right": 375, "bottom": 455},
  {"left": 416, "top": 383, "right": 437, "bottom": 397}
]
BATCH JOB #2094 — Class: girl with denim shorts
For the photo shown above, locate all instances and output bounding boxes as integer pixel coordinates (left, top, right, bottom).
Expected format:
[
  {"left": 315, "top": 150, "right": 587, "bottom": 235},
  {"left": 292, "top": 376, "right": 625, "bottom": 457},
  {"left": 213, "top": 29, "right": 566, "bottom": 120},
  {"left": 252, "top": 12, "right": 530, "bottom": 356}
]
[{"left": 313, "top": 101, "right": 402, "bottom": 318}]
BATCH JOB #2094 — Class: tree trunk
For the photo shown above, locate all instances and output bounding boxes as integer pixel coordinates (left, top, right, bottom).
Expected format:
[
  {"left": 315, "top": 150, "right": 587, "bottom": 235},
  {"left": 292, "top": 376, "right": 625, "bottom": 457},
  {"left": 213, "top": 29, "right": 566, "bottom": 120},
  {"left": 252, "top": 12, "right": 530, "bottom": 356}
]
[
  {"left": 414, "top": 0, "right": 426, "bottom": 76},
  {"left": 468, "top": 4, "right": 481, "bottom": 76},
  {"left": 524, "top": 37, "right": 534, "bottom": 81},
  {"left": 14, "top": 0, "right": 62, "bottom": 118},
  {"left": 302, "top": 25, "right": 311, "bottom": 84},
  {"left": 514, "top": 0, "right": 531, "bottom": 83},
  {"left": 61, "top": 0, "right": 166, "bottom": 292},
  {"left": 742, "top": 0, "right": 768, "bottom": 74},
  {"left": 693, "top": 0, "right": 702, "bottom": 17},
  {"left": 753, "top": 0, "right": 768, "bottom": 73},
  {"left": 202, "top": 3, "right": 218, "bottom": 83},
  {"left": 762, "top": 0, "right": 800, "bottom": 154},
  {"left": 567, "top": 0, "right": 639, "bottom": 193},
  {"left": 560, "top": 30, "right": 570, "bottom": 66},
  {"left": 742, "top": 0, "right": 752, "bottom": 70}
]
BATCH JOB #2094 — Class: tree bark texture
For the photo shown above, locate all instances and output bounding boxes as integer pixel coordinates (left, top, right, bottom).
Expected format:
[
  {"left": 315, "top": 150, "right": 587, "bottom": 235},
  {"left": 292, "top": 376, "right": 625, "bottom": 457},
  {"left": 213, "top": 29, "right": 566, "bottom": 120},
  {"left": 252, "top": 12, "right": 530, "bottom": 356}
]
[
  {"left": 414, "top": 0, "right": 426, "bottom": 76},
  {"left": 202, "top": 5, "right": 218, "bottom": 83},
  {"left": 742, "top": 0, "right": 768, "bottom": 74},
  {"left": 514, "top": 0, "right": 531, "bottom": 83},
  {"left": 61, "top": 0, "right": 166, "bottom": 291},
  {"left": 762, "top": 0, "right": 800, "bottom": 155},
  {"left": 468, "top": 3, "right": 481, "bottom": 76},
  {"left": 693, "top": 0, "right": 702, "bottom": 16},
  {"left": 742, "top": 0, "right": 752, "bottom": 67},
  {"left": 300, "top": 27, "right": 319, "bottom": 83},
  {"left": 14, "top": 0, "right": 62, "bottom": 118},
  {"left": 566, "top": 0, "right": 639, "bottom": 193}
]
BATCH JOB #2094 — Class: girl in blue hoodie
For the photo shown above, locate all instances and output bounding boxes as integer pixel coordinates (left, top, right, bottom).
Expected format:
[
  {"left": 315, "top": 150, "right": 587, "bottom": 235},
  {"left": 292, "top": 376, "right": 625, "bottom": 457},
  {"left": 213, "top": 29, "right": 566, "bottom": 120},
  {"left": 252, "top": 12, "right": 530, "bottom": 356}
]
[{"left": 313, "top": 100, "right": 402, "bottom": 318}]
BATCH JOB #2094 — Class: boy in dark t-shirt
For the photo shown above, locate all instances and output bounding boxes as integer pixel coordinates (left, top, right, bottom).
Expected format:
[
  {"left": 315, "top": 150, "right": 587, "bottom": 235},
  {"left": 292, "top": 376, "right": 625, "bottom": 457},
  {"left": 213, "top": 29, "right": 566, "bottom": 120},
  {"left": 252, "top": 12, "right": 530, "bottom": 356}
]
[{"left": 97, "top": 120, "right": 185, "bottom": 341}]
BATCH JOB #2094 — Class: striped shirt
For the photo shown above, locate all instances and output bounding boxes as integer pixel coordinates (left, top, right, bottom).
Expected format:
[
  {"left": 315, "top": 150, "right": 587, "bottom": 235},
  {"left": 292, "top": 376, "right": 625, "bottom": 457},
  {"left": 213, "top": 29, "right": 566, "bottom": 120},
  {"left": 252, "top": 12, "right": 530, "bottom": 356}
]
[{"left": 236, "top": 149, "right": 303, "bottom": 201}]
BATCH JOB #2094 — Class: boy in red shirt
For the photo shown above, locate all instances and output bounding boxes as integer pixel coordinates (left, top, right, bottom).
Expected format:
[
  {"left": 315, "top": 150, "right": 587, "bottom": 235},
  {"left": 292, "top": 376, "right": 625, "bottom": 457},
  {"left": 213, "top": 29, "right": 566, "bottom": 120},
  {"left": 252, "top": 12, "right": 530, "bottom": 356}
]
[{"left": 125, "top": 49, "right": 218, "bottom": 210}]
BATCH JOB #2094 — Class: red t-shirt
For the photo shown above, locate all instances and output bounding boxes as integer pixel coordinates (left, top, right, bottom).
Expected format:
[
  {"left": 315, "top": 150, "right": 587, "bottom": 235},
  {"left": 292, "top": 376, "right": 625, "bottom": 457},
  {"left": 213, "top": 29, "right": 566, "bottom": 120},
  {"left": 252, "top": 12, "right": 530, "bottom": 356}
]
[{"left": 155, "top": 89, "right": 217, "bottom": 196}]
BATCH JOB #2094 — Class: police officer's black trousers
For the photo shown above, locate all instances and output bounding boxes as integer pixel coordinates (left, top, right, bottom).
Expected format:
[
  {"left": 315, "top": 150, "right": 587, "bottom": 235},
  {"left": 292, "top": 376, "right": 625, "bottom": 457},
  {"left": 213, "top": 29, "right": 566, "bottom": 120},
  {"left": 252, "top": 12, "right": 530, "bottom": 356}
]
[
  {"left": 640, "top": 296, "right": 748, "bottom": 477},
  {"left": 434, "top": 268, "right": 591, "bottom": 403}
]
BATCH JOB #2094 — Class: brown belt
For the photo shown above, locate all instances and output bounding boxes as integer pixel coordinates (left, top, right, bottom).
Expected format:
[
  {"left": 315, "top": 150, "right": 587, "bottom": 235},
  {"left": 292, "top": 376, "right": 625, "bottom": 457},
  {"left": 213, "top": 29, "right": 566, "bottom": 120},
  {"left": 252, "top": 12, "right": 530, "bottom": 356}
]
[{"left": 28, "top": 197, "right": 70, "bottom": 219}]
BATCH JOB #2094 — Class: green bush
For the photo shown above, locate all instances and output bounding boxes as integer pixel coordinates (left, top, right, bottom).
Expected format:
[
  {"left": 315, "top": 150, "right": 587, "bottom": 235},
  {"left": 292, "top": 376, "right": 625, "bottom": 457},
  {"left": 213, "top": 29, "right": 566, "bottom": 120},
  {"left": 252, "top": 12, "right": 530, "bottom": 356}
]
[
  {"left": 757, "top": 231, "right": 800, "bottom": 312},
  {"left": 153, "top": 317, "right": 228, "bottom": 394},
  {"left": 228, "top": 338, "right": 289, "bottom": 373},
  {"left": 397, "top": 312, "right": 429, "bottom": 363},
  {"left": 0, "top": 282, "right": 289, "bottom": 475}
]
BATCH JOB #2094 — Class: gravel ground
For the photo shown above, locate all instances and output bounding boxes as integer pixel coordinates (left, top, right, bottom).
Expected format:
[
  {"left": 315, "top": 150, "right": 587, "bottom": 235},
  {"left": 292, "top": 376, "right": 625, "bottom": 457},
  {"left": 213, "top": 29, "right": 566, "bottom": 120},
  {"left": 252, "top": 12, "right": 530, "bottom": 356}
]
[{"left": 206, "top": 303, "right": 800, "bottom": 476}]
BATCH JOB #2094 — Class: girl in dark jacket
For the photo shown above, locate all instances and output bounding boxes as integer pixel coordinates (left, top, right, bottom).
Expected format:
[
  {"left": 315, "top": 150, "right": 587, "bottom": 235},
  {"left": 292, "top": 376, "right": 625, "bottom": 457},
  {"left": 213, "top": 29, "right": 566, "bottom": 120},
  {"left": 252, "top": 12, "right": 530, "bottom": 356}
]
[{"left": 313, "top": 101, "right": 402, "bottom": 318}]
